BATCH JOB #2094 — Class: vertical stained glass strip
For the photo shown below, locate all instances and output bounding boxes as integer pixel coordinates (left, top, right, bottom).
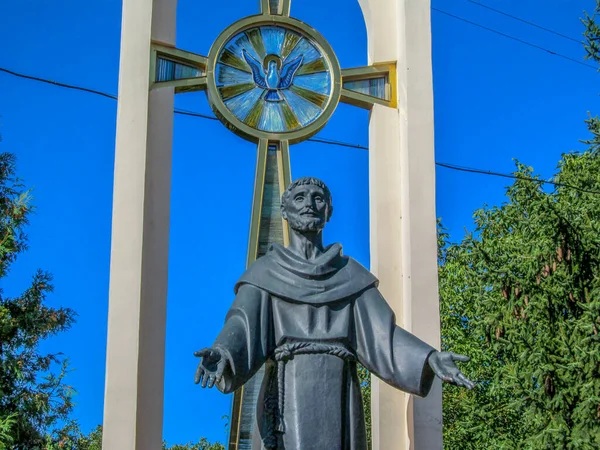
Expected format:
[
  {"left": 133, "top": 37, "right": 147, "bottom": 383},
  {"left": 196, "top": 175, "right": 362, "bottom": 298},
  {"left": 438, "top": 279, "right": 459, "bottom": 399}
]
[
  {"left": 343, "top": 77, "right": 388, "bottom": 100},
  {"left": 269, "top": 0, "right": 280, "bottom": 15},
  {"left": 238, "top": 366, "right": 264, "bottom": 450},
  {"left": 259, "top": 147, "right": 285, "bottom": 256},
  {"left": 237, "top": 146, "right": 286, "bottom": 449},
  {"left": 156, "top": 57, "right": 204, "bottom": 82}
]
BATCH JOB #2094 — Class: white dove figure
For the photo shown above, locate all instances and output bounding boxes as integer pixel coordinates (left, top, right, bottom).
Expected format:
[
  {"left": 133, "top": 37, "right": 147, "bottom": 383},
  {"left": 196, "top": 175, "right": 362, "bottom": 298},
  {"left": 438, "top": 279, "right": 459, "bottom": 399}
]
[{"left": 242, "top": 49, "right": 304, "bottom": 102}]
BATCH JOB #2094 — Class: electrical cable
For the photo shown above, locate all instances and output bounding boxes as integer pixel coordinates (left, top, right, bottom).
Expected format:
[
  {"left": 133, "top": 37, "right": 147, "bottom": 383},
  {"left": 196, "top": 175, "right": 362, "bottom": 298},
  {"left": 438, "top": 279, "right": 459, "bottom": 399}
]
[
  {"left": 173, "top": 109, "right": 219, "bottom": 121},
  {"left": 435, "top": 161, "right": 600, "bottom": 195},
  {"left": 432, "top": 8, "right": 597, "bottom": 71},
  {"left": 2, "top": 66, "right": 600, "bottom": 196},
  {"left": 0, "top": 67, "right": 119, "bottom": 100},
  {"left": 466, "top": 0, "right": 582, "bottom": 44}
]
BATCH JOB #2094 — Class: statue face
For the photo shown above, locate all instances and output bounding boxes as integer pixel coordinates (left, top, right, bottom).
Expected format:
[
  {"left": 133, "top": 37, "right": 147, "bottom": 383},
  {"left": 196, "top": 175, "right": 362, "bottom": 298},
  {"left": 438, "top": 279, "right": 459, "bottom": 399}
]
[{"left": 283, "top": 184, "right": 330, "bottom": 232}]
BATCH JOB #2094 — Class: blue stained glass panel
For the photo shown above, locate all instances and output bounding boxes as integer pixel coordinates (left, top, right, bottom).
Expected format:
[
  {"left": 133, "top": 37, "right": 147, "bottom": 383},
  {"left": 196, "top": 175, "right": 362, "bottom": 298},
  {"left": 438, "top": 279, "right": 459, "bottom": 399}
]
[
  {"left": 216, "top": 65, "right": 253, "bottom": 86},
  {"left": 156, "top": 57, "right": 203, "bottom": 82},
  {"left": 259, "top": 102, "right": 286, "bottom": 132},
  {"left": 225, "top": 88, "right": 264, "bottom": 121},
  {"left": 293, "top": 73, "right": 331, "bottom": 95},
  {"left": 284, "top": 38, "right": 320, "bottom": 64},
  {"left": 261, "top": 26, "right": 285, "bottom": 56},
  {"left": 282, "top": 90, "right": 322, "bottom": 127},
  {"left": 343, "top": 78, "right": 388, "bottom": 100},
  {"left": 216, "top": 24, "right": 333, "bottom": 134}
]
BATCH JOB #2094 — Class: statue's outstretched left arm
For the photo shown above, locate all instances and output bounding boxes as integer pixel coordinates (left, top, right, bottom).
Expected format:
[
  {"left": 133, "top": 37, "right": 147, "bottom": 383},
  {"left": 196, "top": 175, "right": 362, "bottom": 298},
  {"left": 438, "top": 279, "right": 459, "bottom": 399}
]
[
  {"left": 427, "top": 351, "right": 475, "bottom": 390},
  {"left": 354, "top": 286, "right": 475, "bottom": 397}
]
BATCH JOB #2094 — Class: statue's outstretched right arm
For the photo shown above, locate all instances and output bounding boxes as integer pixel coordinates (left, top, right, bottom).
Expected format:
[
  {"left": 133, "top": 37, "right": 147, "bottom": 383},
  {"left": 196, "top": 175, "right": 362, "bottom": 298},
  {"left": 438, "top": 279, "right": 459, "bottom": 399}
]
[{"left": 194, "top": 284, "right": 273, "bottom": 394}]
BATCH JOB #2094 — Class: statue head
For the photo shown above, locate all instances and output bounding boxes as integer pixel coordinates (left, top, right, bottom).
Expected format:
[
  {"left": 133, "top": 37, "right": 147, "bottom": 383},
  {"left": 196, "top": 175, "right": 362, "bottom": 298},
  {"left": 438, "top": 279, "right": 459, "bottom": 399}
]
[{"left": 281, "top": 177, "right": 333, "bottom": 233}]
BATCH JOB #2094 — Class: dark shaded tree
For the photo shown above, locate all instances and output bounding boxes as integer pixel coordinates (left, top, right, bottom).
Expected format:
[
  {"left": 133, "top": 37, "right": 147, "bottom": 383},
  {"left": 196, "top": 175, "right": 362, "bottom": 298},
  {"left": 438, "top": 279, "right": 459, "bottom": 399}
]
[
  {"left": 75, "top": 425, "right": 225, "bottom": 450},
  {"left": 0, "top": 151, "right": 77, "bottom": 449},
  {"left": 583, "top": 0, "right": 599, "bottom": 65}
]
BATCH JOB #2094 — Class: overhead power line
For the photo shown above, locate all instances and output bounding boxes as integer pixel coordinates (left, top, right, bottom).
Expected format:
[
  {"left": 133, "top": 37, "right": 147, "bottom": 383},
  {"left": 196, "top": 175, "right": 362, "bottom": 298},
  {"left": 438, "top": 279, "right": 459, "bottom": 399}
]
[
  {"left": 0, "top": 67, "right": 119, "bottom": 100},
  {"left": 436, "top": 162, "right": 600, "bottom": 195},
  {"left": 466, "top": 0, "right": 582, "bottom": 44},
  {"left": 171, "top": 108, "right": 219, "bottom": 121},
  {"left": 1, "top": 66, "right": 600, "bottom": 196},
  {"left": 306, "top": 137, "right": 368, "bottom": 150},
  {"left": 432, "top": 8, "right": 597, "bottom": 71},
  {"left": 0, "top": 67, "right": 225, "bottom": 122},
  {"left": 0, "top": 66, "right": 371, "bottom": 149}
]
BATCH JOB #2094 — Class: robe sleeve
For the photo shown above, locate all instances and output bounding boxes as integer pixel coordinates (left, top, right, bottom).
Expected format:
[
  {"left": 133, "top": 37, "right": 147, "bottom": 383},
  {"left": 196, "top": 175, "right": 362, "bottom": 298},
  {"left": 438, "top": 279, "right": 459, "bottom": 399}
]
[
  {"left": 212, "top": 284, "right": 273, "bottom": 394},
  {"left": 354, "top": 287, "right": 437, "bottom": 397}
]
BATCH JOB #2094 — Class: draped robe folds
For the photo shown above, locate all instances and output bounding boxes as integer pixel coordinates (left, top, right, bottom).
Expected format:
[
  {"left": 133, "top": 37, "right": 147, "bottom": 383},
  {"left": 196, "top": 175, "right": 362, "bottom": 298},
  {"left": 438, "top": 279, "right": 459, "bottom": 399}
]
[{"left": 213, "top": 243, "right": 436, "bottom": 450}]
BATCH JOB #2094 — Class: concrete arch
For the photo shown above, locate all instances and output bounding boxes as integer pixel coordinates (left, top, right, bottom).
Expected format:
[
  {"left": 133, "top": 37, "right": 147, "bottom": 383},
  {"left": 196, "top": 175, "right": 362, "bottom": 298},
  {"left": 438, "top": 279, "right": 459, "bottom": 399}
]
[
  {"left": 103, "top": 1, "right": 441, "bottom": 449},
  {"left": 102, "top": 1, "right": 178, "bottom": 449},
  {"left": 355, "top": 2, "right": 443, "bottom": 450}
]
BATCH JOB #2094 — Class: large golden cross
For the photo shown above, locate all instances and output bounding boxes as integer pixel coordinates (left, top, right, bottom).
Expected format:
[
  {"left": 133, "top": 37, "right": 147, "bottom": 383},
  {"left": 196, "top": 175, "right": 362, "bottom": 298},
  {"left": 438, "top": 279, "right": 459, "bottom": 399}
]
[{"left": 149, "top": 1, "right": 397, "bottom": 447}]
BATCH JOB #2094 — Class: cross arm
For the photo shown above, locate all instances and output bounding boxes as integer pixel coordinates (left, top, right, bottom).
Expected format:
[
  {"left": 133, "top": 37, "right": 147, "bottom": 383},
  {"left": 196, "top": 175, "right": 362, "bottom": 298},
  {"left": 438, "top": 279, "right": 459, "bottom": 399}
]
[
  {"left": 340, "top": 62, "right": 397, "bottom": 110},
  {"left": 150, "top": 42, "right": 208, "bottom": 93}
]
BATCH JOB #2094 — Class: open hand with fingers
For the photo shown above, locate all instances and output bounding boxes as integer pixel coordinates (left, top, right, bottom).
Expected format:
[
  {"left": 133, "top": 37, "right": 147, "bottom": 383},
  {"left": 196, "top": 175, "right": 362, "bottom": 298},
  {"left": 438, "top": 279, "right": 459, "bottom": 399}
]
[
  {"left": 427, "top": 351, "right": 476, "bottom": 390},
  {"left": 194, "top": 347, "right": 228, "bottom": 389}
]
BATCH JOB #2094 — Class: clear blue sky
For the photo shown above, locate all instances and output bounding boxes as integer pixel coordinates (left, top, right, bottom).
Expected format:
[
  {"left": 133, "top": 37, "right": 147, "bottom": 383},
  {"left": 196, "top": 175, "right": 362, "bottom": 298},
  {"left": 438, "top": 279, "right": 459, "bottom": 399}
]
[{"left": 0, "top": 0, "right": 598, "bottom": 445}]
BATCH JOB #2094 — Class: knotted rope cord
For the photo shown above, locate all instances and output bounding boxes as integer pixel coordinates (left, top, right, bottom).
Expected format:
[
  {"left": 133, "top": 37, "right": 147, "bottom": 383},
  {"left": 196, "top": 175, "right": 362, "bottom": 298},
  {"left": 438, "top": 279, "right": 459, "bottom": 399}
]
[{"left": 262, "top": 342, "right": 356, "bottom": 449}]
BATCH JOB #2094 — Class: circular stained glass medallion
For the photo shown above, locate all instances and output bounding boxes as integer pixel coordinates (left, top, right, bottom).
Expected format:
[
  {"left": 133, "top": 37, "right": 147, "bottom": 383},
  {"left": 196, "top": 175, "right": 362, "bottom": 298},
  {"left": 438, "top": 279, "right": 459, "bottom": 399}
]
[{"left": 207, "top": 16, "right": 341, "bottom": 143}]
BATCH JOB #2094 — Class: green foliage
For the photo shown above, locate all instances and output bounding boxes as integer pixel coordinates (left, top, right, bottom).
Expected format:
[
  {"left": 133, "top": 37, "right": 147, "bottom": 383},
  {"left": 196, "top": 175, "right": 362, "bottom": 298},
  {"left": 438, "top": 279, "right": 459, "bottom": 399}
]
[
  {"left": 441, "top": 7, "right": 600, "bottom": 448},
  {"left": 0, "top": 415, "right": 16, "bottom": 449},
  {"left": 583, "top": 0, "right": 600, "bottom": 65},
  {"left": 74, "top": 425, "right": 225, "bottom": 450},
  {"left": 68, "top": 425, "right": 102, "bottom": 450},
  {"left": 583, "top": 114, "right": 599, "bottom": 151},
  {"left": 0, "top": 152, "right": 78, "bottom": 448},
  {"left": 162, "top": 437, "right": 225, "bottom": 450},
  {"left": 440, "top": 140, "right": 600, "bottom": 448},
  {"left": 357, "top": 364, "right": 371, "bottom": 449}
]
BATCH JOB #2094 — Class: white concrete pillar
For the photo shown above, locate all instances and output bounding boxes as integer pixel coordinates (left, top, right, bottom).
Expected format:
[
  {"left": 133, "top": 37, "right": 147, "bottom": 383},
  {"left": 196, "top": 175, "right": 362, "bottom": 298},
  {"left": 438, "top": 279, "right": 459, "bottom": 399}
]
[
  {"left": 358, "top": 1, "right": 442, "bottom": 449},
  {"left": 102, "top": 1, "right": 177, "bottom": 449}
]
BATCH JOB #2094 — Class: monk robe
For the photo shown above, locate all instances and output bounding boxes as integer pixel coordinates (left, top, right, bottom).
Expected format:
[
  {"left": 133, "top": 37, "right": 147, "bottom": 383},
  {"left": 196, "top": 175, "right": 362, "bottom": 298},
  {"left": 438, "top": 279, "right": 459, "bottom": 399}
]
[{"left": 212, "top": 243, "right": 436, "bottom": 450}]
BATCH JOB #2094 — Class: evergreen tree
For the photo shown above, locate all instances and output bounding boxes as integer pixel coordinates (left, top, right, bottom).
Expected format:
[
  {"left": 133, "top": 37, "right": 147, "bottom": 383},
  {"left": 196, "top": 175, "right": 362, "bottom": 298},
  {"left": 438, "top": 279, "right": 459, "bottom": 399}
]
[
  {"left": 440, "top": 5, "right": 600, "bottom": 448},
  {"left": 0, "top": 151, "right": 77, "bottom": 449},
  {"left": 583, "top": 0, "right": 599, "bottom": 65},
  {"left": 440, "top": 143, "right": 600, "bottom": 449}
]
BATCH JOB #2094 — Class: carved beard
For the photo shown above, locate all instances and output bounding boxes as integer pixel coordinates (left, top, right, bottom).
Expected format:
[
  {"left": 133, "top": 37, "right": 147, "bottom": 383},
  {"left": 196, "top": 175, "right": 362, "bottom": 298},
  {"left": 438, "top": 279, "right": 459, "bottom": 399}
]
[{"left": 288, "top": 215, "right": 325, "bottom": 232}]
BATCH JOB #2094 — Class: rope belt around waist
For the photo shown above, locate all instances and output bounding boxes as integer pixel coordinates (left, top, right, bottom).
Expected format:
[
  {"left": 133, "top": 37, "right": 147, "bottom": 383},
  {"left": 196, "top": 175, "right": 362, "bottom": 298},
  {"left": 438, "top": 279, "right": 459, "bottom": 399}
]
[{"left": 263, "top": 341, "right": 356, "bottom": 449}]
